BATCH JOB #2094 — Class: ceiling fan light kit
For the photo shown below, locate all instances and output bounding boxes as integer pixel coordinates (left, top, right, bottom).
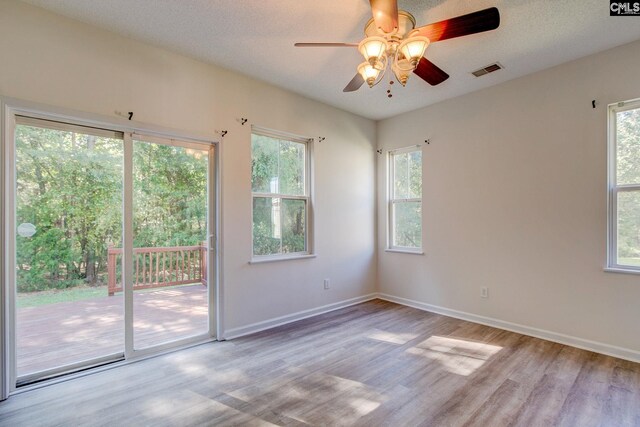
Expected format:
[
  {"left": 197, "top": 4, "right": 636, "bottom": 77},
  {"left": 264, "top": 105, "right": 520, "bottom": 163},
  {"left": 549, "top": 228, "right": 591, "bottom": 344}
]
[
  {"left": 356, "top": 11, "right": 430, "bottom": 89},
  {"left": 392, "top": 58, "right": 411, "bottom": 86},
  {"left": 358, "top": 36, "right": 388, "bottom": 69},
  {"left": 295, "top": 1, "right": 500, "bottom": 94},
  {"left": 398, "top": 34, "right": 430, "bottom": 67},
  {"left": 357, "top": 62, "right": 382, "bottom": 87}
]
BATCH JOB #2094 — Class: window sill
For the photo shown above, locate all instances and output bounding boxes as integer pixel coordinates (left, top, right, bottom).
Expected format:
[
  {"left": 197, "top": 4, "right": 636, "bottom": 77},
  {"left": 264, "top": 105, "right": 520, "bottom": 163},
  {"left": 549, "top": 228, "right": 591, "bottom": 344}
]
[
  {"left": 603, "top": 267, "right": 640, "bottom": 276},
  {"left": 249, "top": 254, "right": 316, "bottom": 264},
  {"left": 385, "top": 248, "right": 424, "bottom": 255}
]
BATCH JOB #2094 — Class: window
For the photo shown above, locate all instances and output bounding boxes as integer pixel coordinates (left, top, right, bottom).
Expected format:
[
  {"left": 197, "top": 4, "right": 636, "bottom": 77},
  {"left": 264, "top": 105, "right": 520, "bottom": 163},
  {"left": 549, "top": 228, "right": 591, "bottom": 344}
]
[
  {"left": 389, "top": 147, "right": 422, "bottom": 251},
  {"left": 608, "top": 99, "right": 640, "bottom": 271},
  {"left": 251, "top": 128, "right": 311, "bottom": 258}
]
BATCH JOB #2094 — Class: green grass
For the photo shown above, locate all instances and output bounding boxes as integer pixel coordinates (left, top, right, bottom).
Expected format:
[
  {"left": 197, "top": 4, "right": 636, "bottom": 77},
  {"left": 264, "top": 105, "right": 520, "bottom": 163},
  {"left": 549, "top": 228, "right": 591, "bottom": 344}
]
[
  {"left": 17, "top": 283, "right": 202, "bottom": 308},
  {"left": 17, "top": 286, "right": 109, "bottom": 308}
]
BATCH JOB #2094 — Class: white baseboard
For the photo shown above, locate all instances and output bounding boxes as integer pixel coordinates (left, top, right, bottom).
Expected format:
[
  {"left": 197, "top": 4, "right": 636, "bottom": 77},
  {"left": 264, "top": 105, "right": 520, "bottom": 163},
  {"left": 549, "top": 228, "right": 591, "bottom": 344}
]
[
  {"left": 378, "top": 293, "right": 640, "bottom": 364},
  {"left": 223, "top": 293, "right": 378, "bottom": 340},
  {"left": 222, "top": 291, "right": 640, "bottom": 364}
]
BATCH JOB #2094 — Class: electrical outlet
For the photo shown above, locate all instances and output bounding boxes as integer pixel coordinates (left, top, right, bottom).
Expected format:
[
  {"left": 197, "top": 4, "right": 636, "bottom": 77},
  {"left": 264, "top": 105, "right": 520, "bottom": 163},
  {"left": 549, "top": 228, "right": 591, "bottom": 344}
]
[
  {"left": 324, "top": 279, "right": 330, "bottom": 290},
  {"left": 480, "top": 287, "right": 489, "bottom": 298}
]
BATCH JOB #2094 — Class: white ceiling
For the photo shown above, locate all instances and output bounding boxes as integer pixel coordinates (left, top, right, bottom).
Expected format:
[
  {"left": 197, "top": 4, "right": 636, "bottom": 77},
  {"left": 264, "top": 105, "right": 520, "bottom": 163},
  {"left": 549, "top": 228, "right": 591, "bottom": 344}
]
[{"left": 21, "top": 0, "right": 640, "bottom": 120}]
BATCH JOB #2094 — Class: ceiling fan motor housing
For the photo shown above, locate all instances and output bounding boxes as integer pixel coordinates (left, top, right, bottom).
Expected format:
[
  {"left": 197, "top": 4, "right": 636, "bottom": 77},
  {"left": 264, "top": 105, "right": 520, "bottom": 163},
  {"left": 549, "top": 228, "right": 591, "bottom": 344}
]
[{"left": 365, "top": 11, "right": 417, "bottom": 40}]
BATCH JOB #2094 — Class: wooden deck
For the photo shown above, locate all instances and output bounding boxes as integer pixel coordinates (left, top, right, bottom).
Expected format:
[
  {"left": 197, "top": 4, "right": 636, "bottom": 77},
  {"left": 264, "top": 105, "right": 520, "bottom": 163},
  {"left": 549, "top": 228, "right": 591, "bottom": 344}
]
[{"left": 17, "top": 284, "right": 208, "bottom": 377}]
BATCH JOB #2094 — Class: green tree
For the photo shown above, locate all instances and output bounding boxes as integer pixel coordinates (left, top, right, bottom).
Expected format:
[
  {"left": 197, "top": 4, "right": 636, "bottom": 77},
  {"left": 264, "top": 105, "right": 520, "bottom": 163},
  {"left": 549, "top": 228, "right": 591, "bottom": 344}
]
[
  {"left": 392, "top": 150, "right": 422, "bottom": 248},
  {"left": 251, "top": 134, "right": 306, "bottom": 255},
  {"left": 16, "top": 125, "right": 123, "bottom": 291},
  {"left": 133, "top": 141, "right": 208, "bottom": 248},
  {"left": 15, "top": 124, "right": 209, "bottom": 292}
]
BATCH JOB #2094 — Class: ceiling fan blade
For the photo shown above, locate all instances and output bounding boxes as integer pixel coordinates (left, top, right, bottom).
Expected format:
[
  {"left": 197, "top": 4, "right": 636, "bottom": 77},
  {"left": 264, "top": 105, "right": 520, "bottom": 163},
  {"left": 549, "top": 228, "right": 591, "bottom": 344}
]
[
  {"left": 294, "top": 43, "right": 358, "bottom": 47},
  {"left": 414, "top": 57, "right": 450, "bottom": 86},
  {"left": 369, "top": 0, "right": 399, "bottom": 34},
  {"left": 415, "top": 7, "right": 500, "bottom": 43},
  {"left": 343, "top": 73, "right": 365, "bottom": 92}
]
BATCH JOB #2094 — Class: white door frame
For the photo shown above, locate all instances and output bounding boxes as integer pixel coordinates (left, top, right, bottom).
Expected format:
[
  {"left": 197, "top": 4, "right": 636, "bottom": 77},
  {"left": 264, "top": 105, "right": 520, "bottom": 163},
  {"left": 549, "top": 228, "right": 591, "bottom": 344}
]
[
  {"left": 1, "top": 98, "right": 12, "bottom": 400},
  {"left": 0, "top": 97, "right": 222, "bottom": 398}
]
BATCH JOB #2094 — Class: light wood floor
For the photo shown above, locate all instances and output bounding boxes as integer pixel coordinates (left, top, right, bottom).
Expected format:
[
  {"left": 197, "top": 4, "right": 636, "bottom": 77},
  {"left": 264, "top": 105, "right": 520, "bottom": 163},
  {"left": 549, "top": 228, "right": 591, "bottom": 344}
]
[{"left": 1, "top": 299, "right": 639, "bottom": 426}]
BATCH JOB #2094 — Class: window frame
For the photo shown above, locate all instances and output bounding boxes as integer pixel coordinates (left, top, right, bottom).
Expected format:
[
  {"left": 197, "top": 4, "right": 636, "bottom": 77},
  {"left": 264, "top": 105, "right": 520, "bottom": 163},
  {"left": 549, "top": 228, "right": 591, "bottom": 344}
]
[
  {"left": 250, "top": 126, "right": 314, "bottom": 262},
  {"left": 607, "top": 98, "right": 640, "bottom": 273},
  {"left": 387, "top": 145, "right": 423, "bottom": 254}
]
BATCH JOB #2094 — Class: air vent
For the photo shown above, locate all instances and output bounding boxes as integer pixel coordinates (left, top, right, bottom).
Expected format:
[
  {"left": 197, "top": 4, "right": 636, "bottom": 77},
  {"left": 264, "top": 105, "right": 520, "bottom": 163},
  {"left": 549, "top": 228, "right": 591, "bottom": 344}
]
[{"left": 471, "top": 62, "right": 503, "bottom": 77}]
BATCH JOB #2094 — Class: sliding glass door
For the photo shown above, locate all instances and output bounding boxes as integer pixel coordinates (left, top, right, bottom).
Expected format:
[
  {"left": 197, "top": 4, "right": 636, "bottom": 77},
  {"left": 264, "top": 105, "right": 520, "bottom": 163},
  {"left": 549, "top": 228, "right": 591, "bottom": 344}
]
[
  {"left": 8, "top": 113, "right": 216, "bottom": 388},
  {"left": 132, "top": 136, "right": 211, "bottom": 349},
  {"left": 14, "top": 117, "right": 125, "bottom": 382}
]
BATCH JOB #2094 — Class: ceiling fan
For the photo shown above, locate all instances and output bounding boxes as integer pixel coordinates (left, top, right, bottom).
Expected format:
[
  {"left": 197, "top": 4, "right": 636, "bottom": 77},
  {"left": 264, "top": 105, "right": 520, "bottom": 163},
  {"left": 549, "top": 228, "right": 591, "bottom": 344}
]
[{"left": 295, "top": 1, "right": 500, "bottom": 93}]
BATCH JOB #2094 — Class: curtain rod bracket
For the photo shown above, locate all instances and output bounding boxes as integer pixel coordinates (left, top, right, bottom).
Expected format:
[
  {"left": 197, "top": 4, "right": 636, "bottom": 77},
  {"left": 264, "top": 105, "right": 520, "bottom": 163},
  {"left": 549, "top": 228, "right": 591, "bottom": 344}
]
[{"left": 114, "top": 110, "right": 134, "bottom": 120}]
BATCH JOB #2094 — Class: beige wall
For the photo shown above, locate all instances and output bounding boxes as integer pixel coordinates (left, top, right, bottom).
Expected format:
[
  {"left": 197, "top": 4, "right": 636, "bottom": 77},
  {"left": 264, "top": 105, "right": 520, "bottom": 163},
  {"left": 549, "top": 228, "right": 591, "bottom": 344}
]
[
  {"left": 377, "top": 39, "right": 640, "bottom": 354},
  {"left": 0, "top": 1, "right": 377, "bottom": 332}
]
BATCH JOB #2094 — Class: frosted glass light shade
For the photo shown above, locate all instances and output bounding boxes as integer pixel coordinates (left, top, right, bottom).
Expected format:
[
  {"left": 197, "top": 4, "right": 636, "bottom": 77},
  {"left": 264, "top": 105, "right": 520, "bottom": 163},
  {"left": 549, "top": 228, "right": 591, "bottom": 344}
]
[
  {"left": 399, "top": 36, "right": 429, "bottom": 65},
  {"left": 392, "top": 59, "right": 412, "bottom": 86},
  {"left": 358, "top": 36, "right": 388, "bottom": 65},
  {"left": 357, "top": 62, "right": 381, "bottom": 87}
]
